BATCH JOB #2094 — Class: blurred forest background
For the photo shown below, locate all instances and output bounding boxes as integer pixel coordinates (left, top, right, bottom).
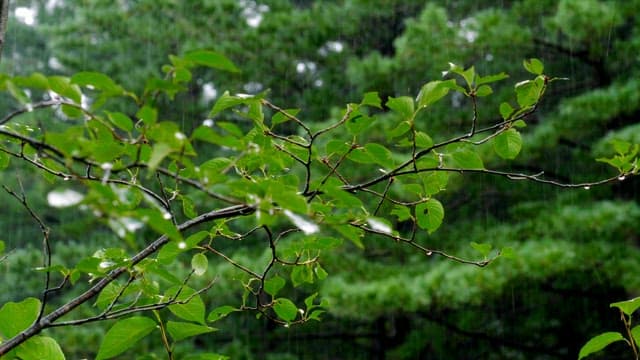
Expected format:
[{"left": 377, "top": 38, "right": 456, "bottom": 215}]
[{"left": 1, "top": 0, "right": 640, "bottom": 359}]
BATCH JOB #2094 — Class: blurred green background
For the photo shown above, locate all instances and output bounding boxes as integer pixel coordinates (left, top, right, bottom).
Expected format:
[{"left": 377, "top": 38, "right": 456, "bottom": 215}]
[{"left": 1, "top": 0, "right": 639, "bottom": 358}]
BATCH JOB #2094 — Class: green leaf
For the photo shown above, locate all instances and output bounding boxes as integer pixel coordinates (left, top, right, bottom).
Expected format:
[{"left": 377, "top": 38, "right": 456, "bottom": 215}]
[
  {"left": 207, "top": 305, "right": 237, "bottom": 323},
  {"left": 48, "top": 76, "right": 82, "bottom": 103},
  {"left": 136, "top": 105, "right": 158, "bottom": 126},
  {"left": 16, "top": 336, "right": 65, "bottom": 360},
  {"left": 494, "top": 128, "right": 522, "bottom": 159},
  {"left": 361, "top": 91, "right": 382, "bottom": 108},
  {"left": 476, "top": 72, "right": 509, "bottom": 86},
  {"left": 421, "top": 171, "right": 449, "bottom": 196},
  {"left": 304, "top": 293, "right": 319, "bottom": 310},
  {"left": 364, "top": 143, "right": 394, "bottom": 167},
  {"left": 106, "top": 112, "right": 134, "bottom": 132},
  {"left": 5, "top": 80, "right": 30, "bottom": 104},
  {"left": 314, "top": 264, "right": 328, "bottom": 280},
  {"left": 191, "top": 253, "right": 208, "bottom": 276},
  {"left": 209, "top": 91, "right": 248, "bottom": 117},
  {"left": 0, "top": 151, "right": 10, "bottom": 170},
  {"left": 138, "top": 209, "right": 182, "bottom": 242},
  {"left": 416, "top": 80, "right": 454, "bottom": 109},
  {"left": 144, "top": 77, "right": 185, "bottom": 99},
  {"left": 415, "top": 199, "right": 444, "bottom": 234},
  {"left": 181, "top": 195, "right": 197, "bottom": 219},
  {"left": 0, "top": 240, "right": 5, "bottom": 254},
  {"left": 0, "top": 297, "right": 40, "bottom": 338},
  {"left": 291, "top": 265, "right": 314, "bottom": 287},
  {"left": 167, "top": 286, "right": 206, "bottom": 324},
  {"left": 499, "top": 102, "right": 514, "bottom": 120},
  {"left": 271, "top": 108, "right": 300, "bottom": 126},
  {"left": 391, "top": 205, "right": 412, "bottom": 222},
  {"left": 157, "top": 232, "right": 207, "bottom": 264},
  {"left": 346, "top": 113, "right": 373, "bottom": 135},
  {"left": 12, "top": 72, "right": 49, "bottom": 89},
  {"left": 475, "top": 85, "right": 492, "bottom": 97},
  {"left": 71, "top": 72, "right": 124, "bottom": 94},
  {"left": 445, "top": 63, "right": 475, "bottom": 88},
  {"left": 273, "top": 298, "right": 298, "bottom": 322},
  {"left": 578, "top": 332, "right": 625, "bottom": 360},
  {"left": 515, "top": 77, "right": 544, "bottom": 108},
  {"left": 386, "top": 96, "right": 414, "bottom": 120},
  {"left": 174, "top": 67, "right": 192, "bottom": 83},
  {"left": 334, "top": 224, "right": 364, "bottom": 248},
  {"left": 523, "top": 58, "right": 544, "bottom": 75},
  {"left": 632, "top": 325, "right": 640, "bottom": 348},
  {"left": 470, "top": 242, "right": 493, "bottom": 258},
  {"left": 451, "top": 147, "right": 484, "bottom": 169},
  {"left": 500, "top": 246, "right": 516, "bottom": 259},
  {"left": 95, "top": 282, "right": 121, "bottom": 311},
  {"left": 610, "top": 297, "right": 640, "bottom": 316},
  {"left": 147, "top": 143, "right": 173, "bottom": 171},
  {"left": 183, "top": 50, "right": 240, "bottom": 73},
  {"left": 96, "top": 317, "right": 156, "bottom": 360},
  {"left": 167, "top": 321, "right": 216, "bottom": 341},
  {"left": 264, "top": 276, "right": 286, "bottom": 296},
  {"left": 414, "top": 131, "right": 433, "bottom": 148},
  {"left": 389, "top": 120, "right": 411, "bottom": 138},
  {"left": 513, "top": 120, "right": 527, "bottom": 128},
  {"left": 611, "top": 139, "right": 632, "bottom": 155}
]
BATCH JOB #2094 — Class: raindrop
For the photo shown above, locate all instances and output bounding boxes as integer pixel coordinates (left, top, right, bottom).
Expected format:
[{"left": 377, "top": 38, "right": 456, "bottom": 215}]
[
  {"left": 101, "top": 162, "right": 113, "bottom": 170},
  {"left": 178, "top": 241, "right": 187, "bottom": 249},
  {"left": 47, "top": 189, "right": 84, "bottom": 207},
  {"left": 162, "top": 212, "right": 172, "bottom": 220},
  {"left": 202, "top": 119, "right": 214, "bottom": 127},
  {"left": 284, "top": 209, "right": 319, "bottom": 235},
  {"left": 63, "top": 176, "right": 71, "bottom": 181},
  {"left": 25, "top": 103, "right": 34, "bottom": 112},
  {"left": 174, "top": 132, "right": 186, "bottom": 141},
  {"left": 101, "top": 163, "right": 113, "bottom": 184},
  {"left": 99, "top": 261, "right": 115, "bottom": 269},
  {"left": 618, "top": 175, "right": 626, "bottom": 181},
  {"left": 201, "top": 83, "right": 217, "bottom": 103},
  {"left": 583, "top": 185, "right": 591, "bottom": 190},
  {"left": 426, "top": 251, "right": 433, "bottom": 256},
  {"left": 15, "top": 7, "right": 36, "bottom": 26},
  {"left": 367, "top": 218, "right": 392, "bottom": 234},
  {"left": 121, "top": 217, "right": 143, "bottom": 232}
]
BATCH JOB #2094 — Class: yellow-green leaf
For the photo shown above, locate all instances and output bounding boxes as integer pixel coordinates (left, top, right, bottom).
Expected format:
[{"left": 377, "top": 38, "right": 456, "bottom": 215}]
[
  {"left": 494, "top": 128, "right": 522, "bottom": 159},
  {"left": 96, "top": 317, "right": 156, "bottom": 360},
  {"left": 578, "top": 332, "right": 625, "bottom": 360}
]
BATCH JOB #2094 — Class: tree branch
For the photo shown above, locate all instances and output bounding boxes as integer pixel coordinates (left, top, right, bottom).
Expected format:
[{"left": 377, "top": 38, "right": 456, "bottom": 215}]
[
  {"left": 0, "top": 203, "right": 254, "bottom": 355},
  {"left": 0, "top": 0, "right": 9, "bottom": 63}
]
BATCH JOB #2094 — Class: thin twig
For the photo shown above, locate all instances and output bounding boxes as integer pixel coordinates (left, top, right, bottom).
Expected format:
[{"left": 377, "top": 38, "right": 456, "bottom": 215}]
[{"left": 3, "top": 183, "right": 53, "bottom": 322}]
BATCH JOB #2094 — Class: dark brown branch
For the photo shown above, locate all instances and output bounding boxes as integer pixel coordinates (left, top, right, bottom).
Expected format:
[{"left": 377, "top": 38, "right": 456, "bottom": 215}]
[
  {"left": 353, "top": 223, "right": 493, "bottom": 267},
  {"left": 0, "top": 0, "right": 9, "bottom": 63},
  {"left": 393, "top": 167, "right": 625, "bottom": 189},
  {"left": 0, "top": 203, "right": 254, "bottom": 355},
  {"left": 3, "top": 184, "right": 54, "bottom": 323},
  {"left": 344, "top": 104, "right": 541, "bottom": 192},
  {"left": 50, "top": 277, "right": 217, "bottom": 327}
]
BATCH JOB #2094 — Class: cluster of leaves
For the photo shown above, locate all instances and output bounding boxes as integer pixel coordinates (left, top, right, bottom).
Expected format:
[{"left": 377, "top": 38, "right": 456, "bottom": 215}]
[
  {"left": 0, "top": 47, "right": 636, "bottom": 359},
  {"left": 579, "top": 297, "right": 640, "bottom": 360}
]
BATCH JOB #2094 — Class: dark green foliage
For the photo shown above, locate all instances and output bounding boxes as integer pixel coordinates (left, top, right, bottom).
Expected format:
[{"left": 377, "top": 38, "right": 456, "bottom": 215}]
[{"left": 1, "top": 1, "right": 639, "bottom": 359}]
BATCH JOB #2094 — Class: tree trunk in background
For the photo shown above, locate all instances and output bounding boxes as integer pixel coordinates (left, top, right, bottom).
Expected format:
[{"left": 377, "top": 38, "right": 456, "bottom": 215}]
[{"left": 0, "top": 0, "right": 9, "bottom": 62}]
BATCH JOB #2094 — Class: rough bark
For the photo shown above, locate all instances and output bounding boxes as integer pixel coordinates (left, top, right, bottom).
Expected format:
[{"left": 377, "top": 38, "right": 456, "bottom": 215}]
[{"left": 0, "top": 0, "right": 9, "bottom": 62}]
